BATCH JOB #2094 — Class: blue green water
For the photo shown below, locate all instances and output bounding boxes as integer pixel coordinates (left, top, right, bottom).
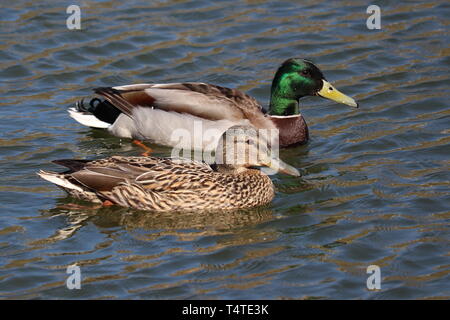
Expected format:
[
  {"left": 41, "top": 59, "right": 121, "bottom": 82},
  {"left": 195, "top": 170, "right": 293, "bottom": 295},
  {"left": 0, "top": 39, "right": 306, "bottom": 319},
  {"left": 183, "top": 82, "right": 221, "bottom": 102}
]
[{"left": 0, "top": 0, "right": 449, "bottom": 299}]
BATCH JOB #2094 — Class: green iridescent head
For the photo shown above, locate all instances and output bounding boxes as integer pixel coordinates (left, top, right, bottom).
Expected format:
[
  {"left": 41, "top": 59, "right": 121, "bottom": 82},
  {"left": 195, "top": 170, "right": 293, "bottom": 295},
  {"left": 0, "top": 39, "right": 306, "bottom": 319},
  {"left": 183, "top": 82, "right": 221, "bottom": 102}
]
[{"left": 268, "top": 58, "right": 357, "bottom": 116}]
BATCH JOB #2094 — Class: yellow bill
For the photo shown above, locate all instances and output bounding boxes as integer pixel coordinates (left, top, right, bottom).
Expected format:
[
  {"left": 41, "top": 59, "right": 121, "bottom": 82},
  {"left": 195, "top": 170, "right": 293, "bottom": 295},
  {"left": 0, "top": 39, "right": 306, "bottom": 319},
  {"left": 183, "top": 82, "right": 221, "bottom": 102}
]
[{"left": 317, "top": 80, "right": 358, "bottom": 108}]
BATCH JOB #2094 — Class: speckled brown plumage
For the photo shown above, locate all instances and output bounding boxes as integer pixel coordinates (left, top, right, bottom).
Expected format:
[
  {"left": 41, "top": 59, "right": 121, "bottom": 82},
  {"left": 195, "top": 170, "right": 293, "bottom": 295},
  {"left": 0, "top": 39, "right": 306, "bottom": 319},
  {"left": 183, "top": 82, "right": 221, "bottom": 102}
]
[
  {"left": 39, "top": 125, "right": 300, "bottom": 211},
  {"left": 38, "top": 156, "right": 275, "bottom": 212}
]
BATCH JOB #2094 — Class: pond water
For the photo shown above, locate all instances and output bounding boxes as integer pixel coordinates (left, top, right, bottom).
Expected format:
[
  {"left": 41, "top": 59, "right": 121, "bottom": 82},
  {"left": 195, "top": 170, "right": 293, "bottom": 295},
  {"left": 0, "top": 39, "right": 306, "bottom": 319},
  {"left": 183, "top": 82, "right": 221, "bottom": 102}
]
[{"left": 0, "top": 0, "right": 449, "bottom": 299}]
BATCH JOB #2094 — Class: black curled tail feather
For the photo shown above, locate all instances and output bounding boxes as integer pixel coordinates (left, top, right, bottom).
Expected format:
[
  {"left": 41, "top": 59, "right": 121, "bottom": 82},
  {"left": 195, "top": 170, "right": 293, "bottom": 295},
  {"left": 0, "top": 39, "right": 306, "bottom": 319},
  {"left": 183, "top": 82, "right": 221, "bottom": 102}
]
[
  {"left": 93, "top": 87, "right": 135, "bottom": 117},
  {"left": 75, "top": 97, "right": 122, "bottom": 125}
]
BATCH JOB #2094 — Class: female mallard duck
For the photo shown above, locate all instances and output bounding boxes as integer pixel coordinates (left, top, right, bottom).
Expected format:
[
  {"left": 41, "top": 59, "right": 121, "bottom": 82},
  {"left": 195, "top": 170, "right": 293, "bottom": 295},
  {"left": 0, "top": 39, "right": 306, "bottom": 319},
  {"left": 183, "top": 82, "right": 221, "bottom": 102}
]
[
  {"left": 69, "top": 58, "right": 357, "bottom": 148},
  {"left": 38, "top": 126, "right": 299, "bottom": 211}
]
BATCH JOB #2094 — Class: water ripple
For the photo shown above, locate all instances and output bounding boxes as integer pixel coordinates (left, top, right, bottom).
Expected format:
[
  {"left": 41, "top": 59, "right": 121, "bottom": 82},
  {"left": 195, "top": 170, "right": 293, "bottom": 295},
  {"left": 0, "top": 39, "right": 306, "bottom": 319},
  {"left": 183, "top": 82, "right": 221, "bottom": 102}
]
[{"left": 0, "top": 0, "right": 448, "bottom": 299}]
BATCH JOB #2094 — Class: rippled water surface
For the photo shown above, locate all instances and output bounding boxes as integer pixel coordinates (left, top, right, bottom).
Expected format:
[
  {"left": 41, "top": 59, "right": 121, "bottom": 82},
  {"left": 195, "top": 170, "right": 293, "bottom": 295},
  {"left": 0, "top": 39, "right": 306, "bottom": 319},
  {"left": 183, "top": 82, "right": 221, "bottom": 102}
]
[{"left": 0, "top": 0, "right": 449, "bottom": 299}]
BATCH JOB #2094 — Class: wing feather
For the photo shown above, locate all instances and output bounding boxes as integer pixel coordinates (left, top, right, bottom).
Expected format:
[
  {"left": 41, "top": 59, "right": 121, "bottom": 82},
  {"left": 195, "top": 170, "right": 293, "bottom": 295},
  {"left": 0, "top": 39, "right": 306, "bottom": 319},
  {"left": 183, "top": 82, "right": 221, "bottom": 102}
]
[{"left": 93, "top": 83, "right": 268, "bottom": 125}]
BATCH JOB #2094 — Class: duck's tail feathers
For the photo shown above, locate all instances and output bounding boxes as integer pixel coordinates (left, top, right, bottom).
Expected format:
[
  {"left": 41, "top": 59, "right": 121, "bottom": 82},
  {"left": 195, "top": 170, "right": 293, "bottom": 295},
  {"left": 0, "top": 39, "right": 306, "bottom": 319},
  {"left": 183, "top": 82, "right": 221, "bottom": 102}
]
[
  {"left": 37, "top": 170, "right": 84, "bottom": 192},
  {"left": 68, "top": 107, "right": 110, "bottom": 128},
  {"left": 68, "top": 98, "right": 121, "bottom": 129}
]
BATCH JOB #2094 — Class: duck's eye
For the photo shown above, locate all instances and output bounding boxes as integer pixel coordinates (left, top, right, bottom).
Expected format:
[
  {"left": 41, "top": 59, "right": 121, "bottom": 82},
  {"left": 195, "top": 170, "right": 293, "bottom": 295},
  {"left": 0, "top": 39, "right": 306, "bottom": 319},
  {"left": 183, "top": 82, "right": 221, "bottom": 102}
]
[
  {"left": 245, "top": 139, "right": 254, "bottom": 145},
  {"left": 301, "top": 69, "right": 310, "bottom": 76}
]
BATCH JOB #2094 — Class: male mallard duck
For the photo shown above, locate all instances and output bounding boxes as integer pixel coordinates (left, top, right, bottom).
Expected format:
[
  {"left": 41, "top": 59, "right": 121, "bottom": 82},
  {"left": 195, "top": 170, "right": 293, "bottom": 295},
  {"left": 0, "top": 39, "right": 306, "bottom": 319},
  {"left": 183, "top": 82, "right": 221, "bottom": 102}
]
[
  {"left": 69, "top": 58, "right": 357, "bottom": 148},
  {"left": 38, "top": 126, "right": 299, "bottom": 211}
]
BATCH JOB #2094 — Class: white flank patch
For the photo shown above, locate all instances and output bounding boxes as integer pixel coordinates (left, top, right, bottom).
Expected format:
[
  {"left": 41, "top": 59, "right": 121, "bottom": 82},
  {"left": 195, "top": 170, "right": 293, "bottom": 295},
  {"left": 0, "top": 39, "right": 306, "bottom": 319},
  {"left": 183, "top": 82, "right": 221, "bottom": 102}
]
[
  {"left": 68, "top": 107, "right": 110, "bottom": 129},
  {"left": 108, "top": 107, "right": 250, "bottom": 150},
  {"left": 107, "top": 113, "right": 135, "bottom": 139}
]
